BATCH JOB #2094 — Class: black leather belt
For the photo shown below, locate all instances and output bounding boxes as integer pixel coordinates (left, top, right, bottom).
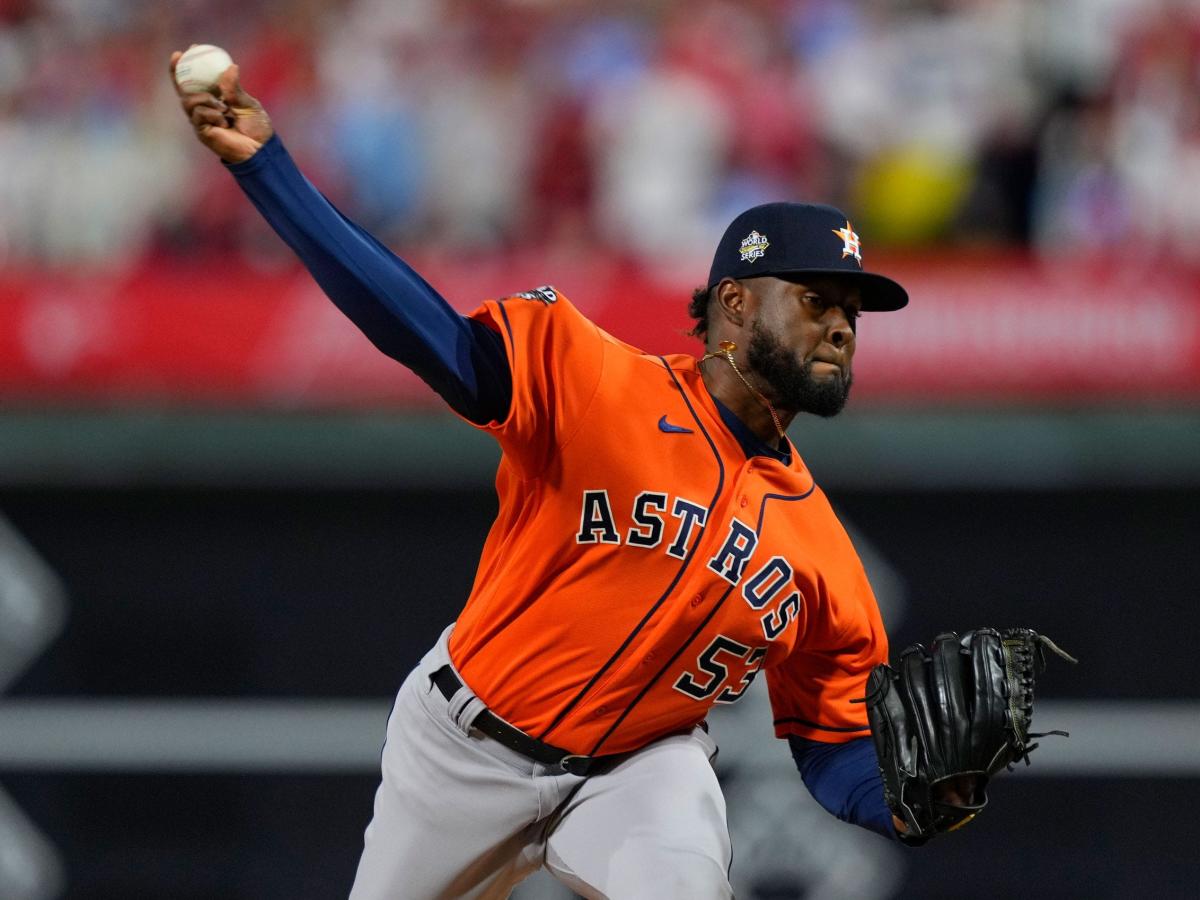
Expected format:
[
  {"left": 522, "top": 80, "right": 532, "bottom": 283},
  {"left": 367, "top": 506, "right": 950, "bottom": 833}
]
[{"left": 432, "top": 665, "right": 613, "bottom": 776}]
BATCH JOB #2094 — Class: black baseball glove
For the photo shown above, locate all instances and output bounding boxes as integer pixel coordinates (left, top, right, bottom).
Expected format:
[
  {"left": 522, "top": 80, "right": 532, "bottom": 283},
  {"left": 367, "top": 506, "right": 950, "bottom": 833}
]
[{"left": 861, "top": 628, "right": 1076, "bottom": 845}]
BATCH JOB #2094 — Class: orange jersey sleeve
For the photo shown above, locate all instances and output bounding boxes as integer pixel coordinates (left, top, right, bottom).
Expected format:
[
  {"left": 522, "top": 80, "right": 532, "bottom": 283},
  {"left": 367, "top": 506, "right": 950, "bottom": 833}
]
[
  {"left": 463, "top": 286, "right": 607, "bottom": 478},
  {"left": 765, "top": 519, "right": 889, "bottom": 743}
]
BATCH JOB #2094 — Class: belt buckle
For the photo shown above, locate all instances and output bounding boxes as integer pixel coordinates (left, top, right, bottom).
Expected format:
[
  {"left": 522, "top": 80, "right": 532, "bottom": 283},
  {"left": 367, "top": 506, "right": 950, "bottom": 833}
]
[{"left": 558, "top": 754, "right": 591, "bottom": 776}]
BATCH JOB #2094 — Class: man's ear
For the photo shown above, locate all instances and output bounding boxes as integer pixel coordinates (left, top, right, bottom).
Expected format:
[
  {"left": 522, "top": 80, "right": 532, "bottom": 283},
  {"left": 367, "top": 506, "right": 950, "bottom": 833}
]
[{"left": 713, "top": 278, "right": 747, "bottom": 328}]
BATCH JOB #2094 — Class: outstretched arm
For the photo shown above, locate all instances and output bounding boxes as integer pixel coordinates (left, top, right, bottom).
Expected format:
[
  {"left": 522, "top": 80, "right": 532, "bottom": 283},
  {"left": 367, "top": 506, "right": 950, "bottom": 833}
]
[
  {"left": 168, "top": 51, "right": 511, "bottom": 423},
  {"left": 789, "top": 736, "right": 899, "bottom": 840},
  {"left": 790, "top": 735, "right": 978, "bottom": 843}
]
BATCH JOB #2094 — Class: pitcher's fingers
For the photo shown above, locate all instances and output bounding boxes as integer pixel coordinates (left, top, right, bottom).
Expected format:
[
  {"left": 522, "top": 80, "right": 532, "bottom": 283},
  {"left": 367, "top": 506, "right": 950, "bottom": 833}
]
[
  {"left": 190, "top": 104, "right": 228, "bottom": 130},
  {"left": 216, "top": 64, "right": 255, "bottom": 109},
  {"left": 168, "top": 51, "right": 186, "bottom": 97},
  {"left": 181, "top": 93, "right": 227, "bottom": 115}
]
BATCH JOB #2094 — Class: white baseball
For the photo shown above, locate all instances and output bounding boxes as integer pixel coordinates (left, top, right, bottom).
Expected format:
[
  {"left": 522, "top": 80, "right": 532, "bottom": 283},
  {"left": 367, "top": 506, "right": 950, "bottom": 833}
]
[{"left": 174, "top": 44, "right": 235, "bottom": 94}]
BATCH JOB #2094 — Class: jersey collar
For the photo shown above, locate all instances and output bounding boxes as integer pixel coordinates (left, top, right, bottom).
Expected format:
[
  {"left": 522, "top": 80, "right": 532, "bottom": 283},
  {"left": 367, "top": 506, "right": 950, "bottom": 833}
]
[{"left": 710, "top": 394, "right": 793, "bottom": 466}]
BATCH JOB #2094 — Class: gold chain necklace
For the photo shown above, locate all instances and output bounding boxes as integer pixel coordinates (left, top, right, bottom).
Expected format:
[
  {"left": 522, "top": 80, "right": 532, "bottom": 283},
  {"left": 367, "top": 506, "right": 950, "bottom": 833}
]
[{"left": 700, "top": 340, "right": 786, "bottom": 440}]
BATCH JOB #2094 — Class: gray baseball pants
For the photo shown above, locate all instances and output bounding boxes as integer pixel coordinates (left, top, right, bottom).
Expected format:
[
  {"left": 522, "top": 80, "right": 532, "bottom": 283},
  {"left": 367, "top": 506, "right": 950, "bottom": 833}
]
[{"left": 348, "top": 627, "right": 734, "bottom": 899}]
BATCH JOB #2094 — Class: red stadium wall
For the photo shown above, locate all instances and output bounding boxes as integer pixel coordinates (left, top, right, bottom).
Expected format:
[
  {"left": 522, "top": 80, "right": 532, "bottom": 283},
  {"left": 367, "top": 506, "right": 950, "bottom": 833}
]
[{"left": 2, "top": 252, "right": 1197, "bottom": 408}]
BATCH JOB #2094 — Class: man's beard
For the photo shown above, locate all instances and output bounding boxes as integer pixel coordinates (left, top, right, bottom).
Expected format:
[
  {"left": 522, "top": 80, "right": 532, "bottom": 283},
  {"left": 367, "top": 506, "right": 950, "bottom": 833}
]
[{"left": 747, "top": 319, "right": 852, "bottom": 418}]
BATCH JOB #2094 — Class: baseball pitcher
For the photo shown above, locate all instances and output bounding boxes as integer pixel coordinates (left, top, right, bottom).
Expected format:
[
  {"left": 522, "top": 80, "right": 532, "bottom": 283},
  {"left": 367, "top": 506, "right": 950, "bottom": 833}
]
[{"left": 171, "top": 56, "right": 1073, "bottom": 900}]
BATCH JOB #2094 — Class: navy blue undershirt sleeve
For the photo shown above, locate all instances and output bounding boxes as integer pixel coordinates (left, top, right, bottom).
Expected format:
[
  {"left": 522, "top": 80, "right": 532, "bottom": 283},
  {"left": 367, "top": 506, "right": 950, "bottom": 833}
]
[
  {"left": 226, "top": 135, "right": 511, "bottom": 424},
  {"left": 788, "top": 735, "right": 898, "bottom": 840}
]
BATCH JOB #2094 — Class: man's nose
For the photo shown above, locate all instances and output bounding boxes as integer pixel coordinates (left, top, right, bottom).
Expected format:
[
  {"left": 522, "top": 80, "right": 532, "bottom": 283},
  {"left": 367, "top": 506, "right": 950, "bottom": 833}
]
[{"left": 826, "top": 310, "right": 855, "bottom": 347}]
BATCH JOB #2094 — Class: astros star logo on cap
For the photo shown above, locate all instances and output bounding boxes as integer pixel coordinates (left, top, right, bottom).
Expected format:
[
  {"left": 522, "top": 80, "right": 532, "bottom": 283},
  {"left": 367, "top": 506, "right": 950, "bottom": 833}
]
[{"left": 832, "top": 221, "right": 862, "bottom": 264}]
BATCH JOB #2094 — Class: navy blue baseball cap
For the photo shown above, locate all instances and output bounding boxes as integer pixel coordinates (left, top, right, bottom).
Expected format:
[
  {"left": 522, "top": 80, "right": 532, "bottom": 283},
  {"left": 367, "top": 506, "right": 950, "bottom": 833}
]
[{"left": 706, "top": 202, "right": 908, "bottom": 311}]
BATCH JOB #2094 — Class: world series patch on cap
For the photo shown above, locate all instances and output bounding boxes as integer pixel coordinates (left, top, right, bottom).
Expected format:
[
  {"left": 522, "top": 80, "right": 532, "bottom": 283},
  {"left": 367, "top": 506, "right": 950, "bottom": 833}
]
[{"left": 706, "top": 202, "right": 909, "bottom": 311}]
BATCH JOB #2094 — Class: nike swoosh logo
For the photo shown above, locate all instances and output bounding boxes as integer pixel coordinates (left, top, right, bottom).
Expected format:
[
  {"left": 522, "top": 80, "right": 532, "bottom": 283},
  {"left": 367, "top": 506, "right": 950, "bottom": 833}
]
[{"left": 658, "top": 415, "right": 694, "bottom": 434}]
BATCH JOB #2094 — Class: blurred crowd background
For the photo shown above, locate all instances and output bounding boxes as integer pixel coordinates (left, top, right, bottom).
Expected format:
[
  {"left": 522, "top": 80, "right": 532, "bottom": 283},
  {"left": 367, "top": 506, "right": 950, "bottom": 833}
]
[{"left": 2, "top": 0, "right": 1199, "bottom": 271}]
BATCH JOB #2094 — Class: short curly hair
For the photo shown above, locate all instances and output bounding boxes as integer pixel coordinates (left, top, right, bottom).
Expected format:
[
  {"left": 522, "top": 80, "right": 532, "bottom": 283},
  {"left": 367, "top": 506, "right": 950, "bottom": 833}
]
[{"left": 687, "top": 285, "right": 712, "bottom": 340}]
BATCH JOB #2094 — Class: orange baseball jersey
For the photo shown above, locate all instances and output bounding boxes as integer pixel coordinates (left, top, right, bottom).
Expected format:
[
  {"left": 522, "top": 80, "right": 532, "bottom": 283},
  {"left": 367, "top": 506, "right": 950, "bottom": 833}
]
[{"left": 447, "top": 287, "right": 889, "bottom": 757}]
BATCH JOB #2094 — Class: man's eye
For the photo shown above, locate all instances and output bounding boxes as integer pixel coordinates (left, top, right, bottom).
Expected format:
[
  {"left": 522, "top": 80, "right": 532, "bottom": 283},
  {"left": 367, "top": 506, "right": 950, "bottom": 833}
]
[{"left": 804, "top": 295, "right": 860, "bottom": 320}]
